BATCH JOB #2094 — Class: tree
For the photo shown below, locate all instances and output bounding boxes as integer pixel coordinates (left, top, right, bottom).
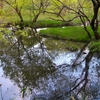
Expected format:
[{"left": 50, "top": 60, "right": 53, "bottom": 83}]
[
  {"left": 5, "top": 0, "right": 26, "bottom": 22},
  {"left": 50, "top": 0, "right": 100, "bottom": 40},
  {"left": 31, "top": 0, "right": 50, "bottom": 22},
  {"left": 77, "top": 0, "right": 100, "bottom": 39},
  {"left": 90, "top": 0, "right": 100, "bottom": 39}
]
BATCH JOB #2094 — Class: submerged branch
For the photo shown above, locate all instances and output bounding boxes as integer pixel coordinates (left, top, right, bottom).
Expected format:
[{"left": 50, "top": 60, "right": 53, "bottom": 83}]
[{"left": 72, "top": 42, "right": 90, "bottom": 67}]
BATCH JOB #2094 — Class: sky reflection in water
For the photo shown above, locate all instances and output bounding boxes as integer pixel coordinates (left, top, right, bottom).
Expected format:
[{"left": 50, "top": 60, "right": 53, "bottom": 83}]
[
  {"left": 0, "top": 37, "right": 100, "bottom": 100},
  {"left": 0, "top": 68, "right": 23, "bottom": 100}
]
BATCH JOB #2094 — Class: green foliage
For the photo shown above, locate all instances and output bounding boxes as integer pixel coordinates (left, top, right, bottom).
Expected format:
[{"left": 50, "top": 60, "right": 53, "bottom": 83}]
[
  {"left": 15, "top": 30, "right": 28, "bottom": 37},
  {"left": 10, "top": 98, "right": 15, "bottom": 100},
  {"left": 0, "top": 28, "right": 12, "bottom": 44},
  {"left": 20, "top": 87, "right": 32, "bottom": 98},
  {"left": 0, "top": 0, "right": 94, "bottom": 24},
  {"left": 0, "top": 9, "right": 5, "bottom": 15},
  {"left": 20, "top": 88, "right": 27, "bottom": 98},
  {"left": 89, "top": 40, "right": 100, "bottom": 53},
  {"left": 5, "top": 0, "right": 27, "bottom": 8}
]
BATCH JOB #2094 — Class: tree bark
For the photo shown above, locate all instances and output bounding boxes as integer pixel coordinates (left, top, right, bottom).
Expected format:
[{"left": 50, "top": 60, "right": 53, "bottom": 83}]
[
  {"left": 33, "top": 12, "right": 40, "bottom": 23},
  {"left": 16, "top": 10, "right": 23, "bottom": 22},
  {"left": 90, "top": 0, "right": 100, "bottom": 39}
]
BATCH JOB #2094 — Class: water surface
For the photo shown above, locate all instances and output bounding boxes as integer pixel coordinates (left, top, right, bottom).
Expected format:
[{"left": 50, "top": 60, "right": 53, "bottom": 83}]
[{"left": 0, "top": 28, "right": 100, "bottom": 100}]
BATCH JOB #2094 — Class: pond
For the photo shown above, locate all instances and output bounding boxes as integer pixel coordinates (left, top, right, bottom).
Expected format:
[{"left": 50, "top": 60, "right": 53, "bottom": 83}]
[{"left": 0, "top": 27, "right": 100, "bottom": 100}]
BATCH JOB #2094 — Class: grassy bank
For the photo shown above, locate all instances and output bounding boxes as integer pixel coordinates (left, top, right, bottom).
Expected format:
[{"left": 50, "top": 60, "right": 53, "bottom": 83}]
[
  {"left": 39, "top": 26, "right": 94, "bottom": 42},
  {"left": 17, "top": 19, "right": 73, "bottom": 28}
]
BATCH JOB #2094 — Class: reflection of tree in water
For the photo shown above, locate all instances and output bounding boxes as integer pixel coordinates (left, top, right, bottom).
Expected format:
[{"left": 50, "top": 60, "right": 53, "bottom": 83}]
[
  {"left": 0, "top": 28, "right": 56, "bottom": 89},
  {"left": 1, "top": 28, "right": 100, "bottom": 99},
  {"left": 1, "top": 45, "right": 56, "bottom": 89},
  {"left": 66, "top": 45, "right": 100, "bottom": 100}
]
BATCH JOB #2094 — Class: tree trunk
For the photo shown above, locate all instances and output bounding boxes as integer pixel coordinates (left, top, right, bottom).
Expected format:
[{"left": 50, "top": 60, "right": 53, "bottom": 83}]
[
  {"left": 17, "top": 11, "right": 23, "bottom": 23},
  {"left": 79, "top": 15, "right": 91, "bottom": 38},
  {"left": 90, "top": 1, "right": 100, "bottom": 40},
  {"left": 33, "top": 13, "right": 40, "bottom": 23}
]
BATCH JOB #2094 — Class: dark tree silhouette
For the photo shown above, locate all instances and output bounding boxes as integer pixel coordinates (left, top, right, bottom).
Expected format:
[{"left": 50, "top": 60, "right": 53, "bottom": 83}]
[{"left": 90, "top": 0, "right": 100, "bottom": 39}]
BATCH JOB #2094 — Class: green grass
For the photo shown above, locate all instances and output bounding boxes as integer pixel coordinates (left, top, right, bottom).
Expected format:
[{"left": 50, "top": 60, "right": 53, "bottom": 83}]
[
  {"left": 39, "top": 26, "right": 94, "bottom": 42},
  {"left": 20, "top": 19, "right": 67, "bottom": 28}
]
